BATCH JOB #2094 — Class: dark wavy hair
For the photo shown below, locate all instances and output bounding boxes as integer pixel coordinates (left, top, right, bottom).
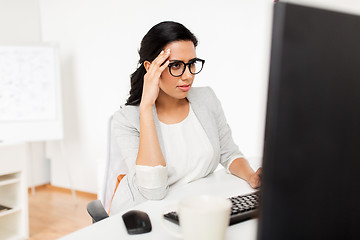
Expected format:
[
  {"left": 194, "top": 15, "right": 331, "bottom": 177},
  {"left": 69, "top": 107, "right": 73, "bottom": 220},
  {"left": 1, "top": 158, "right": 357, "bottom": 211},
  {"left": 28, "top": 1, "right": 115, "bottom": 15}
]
[{"left": 125, "top": 21, "right": 198, "bottom": 106}]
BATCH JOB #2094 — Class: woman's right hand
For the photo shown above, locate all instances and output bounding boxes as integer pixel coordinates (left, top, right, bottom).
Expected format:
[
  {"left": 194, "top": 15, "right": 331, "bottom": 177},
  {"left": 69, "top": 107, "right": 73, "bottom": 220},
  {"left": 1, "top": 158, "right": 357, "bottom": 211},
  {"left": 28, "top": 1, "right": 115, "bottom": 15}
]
[{"left": 140, "top": 49, "right": 170, "bottom": 108}]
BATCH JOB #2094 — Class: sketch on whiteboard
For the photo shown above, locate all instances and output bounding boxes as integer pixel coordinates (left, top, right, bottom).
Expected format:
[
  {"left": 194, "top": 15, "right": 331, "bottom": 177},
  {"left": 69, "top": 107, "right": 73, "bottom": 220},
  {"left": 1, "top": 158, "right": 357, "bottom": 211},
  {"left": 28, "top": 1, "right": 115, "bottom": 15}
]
[{"left": 0, "top": 46, "right": 57, "bottom": 121}]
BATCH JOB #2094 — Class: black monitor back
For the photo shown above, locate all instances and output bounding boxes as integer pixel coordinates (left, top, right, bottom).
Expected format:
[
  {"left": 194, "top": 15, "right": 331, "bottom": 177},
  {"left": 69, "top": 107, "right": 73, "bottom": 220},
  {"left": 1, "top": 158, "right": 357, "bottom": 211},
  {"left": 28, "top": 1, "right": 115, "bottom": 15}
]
[{"left": 258, "top": 2, "right": 360, "bottom": 240}]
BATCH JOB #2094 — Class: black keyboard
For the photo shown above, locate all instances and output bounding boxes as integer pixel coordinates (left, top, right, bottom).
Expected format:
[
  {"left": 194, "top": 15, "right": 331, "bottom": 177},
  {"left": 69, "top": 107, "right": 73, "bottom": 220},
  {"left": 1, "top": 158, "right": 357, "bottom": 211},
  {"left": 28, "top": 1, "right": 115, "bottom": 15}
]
[{"left": 163, "top": 191, "right": 260, "bottom": 226}]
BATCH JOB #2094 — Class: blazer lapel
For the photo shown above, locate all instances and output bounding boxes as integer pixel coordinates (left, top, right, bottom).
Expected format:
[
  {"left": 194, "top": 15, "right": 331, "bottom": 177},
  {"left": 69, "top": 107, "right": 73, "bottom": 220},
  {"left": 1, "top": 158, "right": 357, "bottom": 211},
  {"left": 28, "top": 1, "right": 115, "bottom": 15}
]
[{"left": 187, "top": 89, "right": 220, "bottom": 159}]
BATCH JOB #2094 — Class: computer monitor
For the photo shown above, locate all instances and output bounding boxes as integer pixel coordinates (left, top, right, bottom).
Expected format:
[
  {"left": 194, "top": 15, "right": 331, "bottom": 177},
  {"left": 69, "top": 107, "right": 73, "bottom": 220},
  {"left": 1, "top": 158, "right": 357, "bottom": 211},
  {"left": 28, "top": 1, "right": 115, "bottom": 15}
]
[{"left": 258, "top": 2, "right": 360, "bottom": 240}]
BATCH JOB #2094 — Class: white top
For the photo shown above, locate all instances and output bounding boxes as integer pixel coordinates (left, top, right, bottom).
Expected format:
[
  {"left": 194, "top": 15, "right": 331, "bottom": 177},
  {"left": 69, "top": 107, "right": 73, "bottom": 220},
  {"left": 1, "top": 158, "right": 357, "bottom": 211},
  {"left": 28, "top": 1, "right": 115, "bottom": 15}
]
[{"left": 135, "top": 104, "right": 214, "bottom": 197}]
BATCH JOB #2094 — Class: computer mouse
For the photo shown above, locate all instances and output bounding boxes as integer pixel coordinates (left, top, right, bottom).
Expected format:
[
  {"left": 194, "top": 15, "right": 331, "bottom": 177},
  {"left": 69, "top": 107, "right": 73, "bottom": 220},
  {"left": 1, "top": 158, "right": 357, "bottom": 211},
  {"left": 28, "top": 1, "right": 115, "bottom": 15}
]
[{"left": 122, "top": 210, "right": 152, "bottom": 235}]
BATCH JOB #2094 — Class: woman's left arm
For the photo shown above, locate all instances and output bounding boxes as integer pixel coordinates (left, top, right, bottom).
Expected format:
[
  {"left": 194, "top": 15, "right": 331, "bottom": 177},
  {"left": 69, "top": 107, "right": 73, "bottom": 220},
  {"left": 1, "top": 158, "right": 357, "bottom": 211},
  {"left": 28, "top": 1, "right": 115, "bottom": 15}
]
[
  {"left": 229, "top": 158, "right": 261, "bottom": 189},
  {"left": 206, "top": 87, "right": 261, "bottom": 189}
]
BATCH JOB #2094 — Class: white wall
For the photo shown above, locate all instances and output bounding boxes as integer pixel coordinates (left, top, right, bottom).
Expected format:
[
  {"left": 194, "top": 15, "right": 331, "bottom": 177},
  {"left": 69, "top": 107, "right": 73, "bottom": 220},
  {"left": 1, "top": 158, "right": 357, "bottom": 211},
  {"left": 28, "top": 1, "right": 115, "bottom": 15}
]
[
  {"left": 0, "top": 0, "right": 40, "bottom": 44},
  {"left": 0, "top": 0, "right": 51, "bottom": 187},
  {"left": 39, "top": 0, "right": 274, "bottom": 194}
]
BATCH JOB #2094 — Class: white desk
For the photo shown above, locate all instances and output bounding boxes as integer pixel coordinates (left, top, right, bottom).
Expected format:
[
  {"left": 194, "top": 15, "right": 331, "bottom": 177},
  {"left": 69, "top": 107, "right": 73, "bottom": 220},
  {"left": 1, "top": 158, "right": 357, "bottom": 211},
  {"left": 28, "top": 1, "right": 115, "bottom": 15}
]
[{"left": 60, "top": 170, "right": 258, "bottom": 240}]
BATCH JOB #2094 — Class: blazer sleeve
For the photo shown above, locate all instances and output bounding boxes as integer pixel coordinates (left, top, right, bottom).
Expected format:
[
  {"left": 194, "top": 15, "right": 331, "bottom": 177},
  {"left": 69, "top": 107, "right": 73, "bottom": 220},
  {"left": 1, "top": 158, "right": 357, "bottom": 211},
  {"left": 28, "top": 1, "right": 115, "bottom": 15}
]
[
  {"left": 208, "top": 87, "right": 245, "bottom": 172},
  {"left": 112, "top": 108, "right": 168, "bottom": 201}
]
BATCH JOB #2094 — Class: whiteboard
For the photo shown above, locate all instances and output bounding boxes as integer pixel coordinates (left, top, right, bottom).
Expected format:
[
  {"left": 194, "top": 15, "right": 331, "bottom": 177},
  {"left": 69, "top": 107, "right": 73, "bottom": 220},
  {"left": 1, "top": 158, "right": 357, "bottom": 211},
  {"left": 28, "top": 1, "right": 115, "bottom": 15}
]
[{"left": 0, "top": 45, "right": 63, "bottom": 142}]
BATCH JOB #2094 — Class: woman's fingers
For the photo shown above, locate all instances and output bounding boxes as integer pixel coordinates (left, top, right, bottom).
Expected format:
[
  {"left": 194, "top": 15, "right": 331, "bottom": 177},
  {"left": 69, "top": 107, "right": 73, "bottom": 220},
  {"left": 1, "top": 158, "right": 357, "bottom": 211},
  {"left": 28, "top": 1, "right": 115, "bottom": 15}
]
[
  {"left": 255, "top": 168, "right": 262, "bottom": 187},
  {"left": 145, "top": 49, "right": 170, "bottom": 84},
  {"left": 159, "top": 59, "right": 170, "bottom": 72},
  {"left": 249, "top": 167, "right": 262, "bottom": 189},
  {"left": 149, "top": 49, "right": 170, "bottom": 72}
]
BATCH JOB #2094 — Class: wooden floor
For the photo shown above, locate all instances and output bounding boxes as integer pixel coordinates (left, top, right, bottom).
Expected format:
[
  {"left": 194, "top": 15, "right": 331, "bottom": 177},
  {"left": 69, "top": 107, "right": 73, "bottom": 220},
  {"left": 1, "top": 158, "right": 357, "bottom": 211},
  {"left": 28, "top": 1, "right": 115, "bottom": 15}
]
[{"left": 28, "top": 184, "right": 97, "bottom": 240}]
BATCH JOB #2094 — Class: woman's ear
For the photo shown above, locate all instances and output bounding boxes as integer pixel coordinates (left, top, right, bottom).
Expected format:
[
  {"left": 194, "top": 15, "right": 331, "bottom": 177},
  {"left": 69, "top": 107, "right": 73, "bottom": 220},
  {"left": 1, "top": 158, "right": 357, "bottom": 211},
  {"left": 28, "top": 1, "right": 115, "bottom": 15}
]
[{"left": 143, "top": 61, "right": 151, "bottom": 72}]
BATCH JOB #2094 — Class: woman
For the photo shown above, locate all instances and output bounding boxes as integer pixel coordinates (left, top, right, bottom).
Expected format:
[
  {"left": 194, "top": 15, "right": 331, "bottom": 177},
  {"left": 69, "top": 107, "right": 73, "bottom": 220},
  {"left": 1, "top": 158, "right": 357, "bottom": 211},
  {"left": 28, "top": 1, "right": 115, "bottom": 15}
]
[{"left": 110, "top": 21, "right": 261, "bottom": 215}]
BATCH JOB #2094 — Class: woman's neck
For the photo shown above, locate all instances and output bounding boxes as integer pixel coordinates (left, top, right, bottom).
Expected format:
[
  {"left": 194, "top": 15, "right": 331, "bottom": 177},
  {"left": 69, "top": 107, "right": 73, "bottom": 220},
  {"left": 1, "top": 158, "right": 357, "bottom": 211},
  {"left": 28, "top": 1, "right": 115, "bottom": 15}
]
[
  {"left": 155, "top": 92, "right": 188, "bottom": 111},
  {"left": 155, "top": 91, "right": 190, "bottom": 124}
]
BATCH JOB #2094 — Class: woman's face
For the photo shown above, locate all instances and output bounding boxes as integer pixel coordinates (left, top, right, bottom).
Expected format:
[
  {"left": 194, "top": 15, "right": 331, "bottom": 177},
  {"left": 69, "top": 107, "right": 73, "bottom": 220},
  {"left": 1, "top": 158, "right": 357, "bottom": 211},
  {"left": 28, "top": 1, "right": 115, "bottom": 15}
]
[{"left": 158, "top": 40, "right": 197, "bottom": 101}]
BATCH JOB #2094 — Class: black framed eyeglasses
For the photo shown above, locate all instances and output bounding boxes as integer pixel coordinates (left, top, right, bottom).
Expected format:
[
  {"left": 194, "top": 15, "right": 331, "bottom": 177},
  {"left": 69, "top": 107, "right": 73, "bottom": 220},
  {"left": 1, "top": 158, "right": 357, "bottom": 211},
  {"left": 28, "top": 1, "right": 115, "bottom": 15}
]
[{"left": 168, "top": 58, "right": 205, "bottom": 77}]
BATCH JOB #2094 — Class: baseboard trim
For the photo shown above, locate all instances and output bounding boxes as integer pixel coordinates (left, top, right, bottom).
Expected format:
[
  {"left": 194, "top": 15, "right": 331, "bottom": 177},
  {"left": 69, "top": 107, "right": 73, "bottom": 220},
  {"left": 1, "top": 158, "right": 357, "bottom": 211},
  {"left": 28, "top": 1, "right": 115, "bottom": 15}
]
[{"left": 28, "top": 183, "right": 97, "bottom": 199}]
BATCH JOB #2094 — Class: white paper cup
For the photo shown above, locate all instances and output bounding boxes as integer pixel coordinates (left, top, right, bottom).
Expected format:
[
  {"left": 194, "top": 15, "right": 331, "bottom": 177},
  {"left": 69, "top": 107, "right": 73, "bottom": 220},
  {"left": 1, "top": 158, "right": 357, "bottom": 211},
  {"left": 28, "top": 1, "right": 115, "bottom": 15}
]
[{"left": 162, "top": 195, "right": 231, "bottom": 240}]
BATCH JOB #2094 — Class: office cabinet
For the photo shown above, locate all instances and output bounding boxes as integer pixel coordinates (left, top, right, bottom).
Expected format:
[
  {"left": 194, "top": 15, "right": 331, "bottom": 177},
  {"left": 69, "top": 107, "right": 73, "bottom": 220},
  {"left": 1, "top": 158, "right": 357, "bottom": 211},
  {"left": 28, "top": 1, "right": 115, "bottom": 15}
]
[{"left": 0, "top": 143, "right": 29, "bottom": 240}]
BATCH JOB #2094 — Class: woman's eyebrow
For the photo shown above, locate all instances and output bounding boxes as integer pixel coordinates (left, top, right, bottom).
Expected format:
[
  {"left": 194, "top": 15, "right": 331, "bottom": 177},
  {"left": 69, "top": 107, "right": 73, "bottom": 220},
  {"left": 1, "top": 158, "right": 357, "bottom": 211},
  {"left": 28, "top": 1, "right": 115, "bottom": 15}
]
[{"left": 169, "top": 58, "right": 197, "bottom": 63}]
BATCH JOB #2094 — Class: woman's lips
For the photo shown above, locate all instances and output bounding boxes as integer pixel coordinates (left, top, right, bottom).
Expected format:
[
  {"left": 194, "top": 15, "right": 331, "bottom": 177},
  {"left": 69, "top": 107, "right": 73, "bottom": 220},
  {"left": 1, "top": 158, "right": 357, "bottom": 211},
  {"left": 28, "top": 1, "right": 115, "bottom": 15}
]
[{"left": 177, "top": 84, "right": 191, "bottom": 91}]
